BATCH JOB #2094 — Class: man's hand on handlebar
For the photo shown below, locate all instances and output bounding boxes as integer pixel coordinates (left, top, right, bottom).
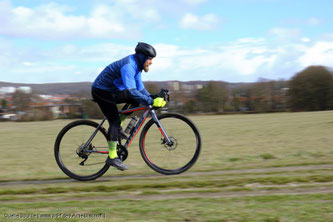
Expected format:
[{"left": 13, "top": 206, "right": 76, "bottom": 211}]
[
  {"left": 150, "top": 89, "right": 169, "bottom": 108},
  {"left": 153, "top": 97, "right": 166, "bottom": 108}
]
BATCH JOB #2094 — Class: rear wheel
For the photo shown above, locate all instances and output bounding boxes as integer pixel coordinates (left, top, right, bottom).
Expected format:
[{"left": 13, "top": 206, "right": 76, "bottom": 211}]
[
  {"left": 139, "top": 113, "right": 201, "bottom": 175},
  {"left": 54, "top": 120, "right": 110, "bottom": 181}
]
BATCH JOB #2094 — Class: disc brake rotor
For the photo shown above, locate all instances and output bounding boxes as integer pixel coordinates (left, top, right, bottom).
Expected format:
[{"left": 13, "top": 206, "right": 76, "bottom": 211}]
[{"left": 162, "top": 136, "right": 178, "bottom": 150}]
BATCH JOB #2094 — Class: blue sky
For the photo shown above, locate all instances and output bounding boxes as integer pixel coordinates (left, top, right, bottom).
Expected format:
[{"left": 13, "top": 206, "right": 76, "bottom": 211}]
[{"left": 0, "top": 0, "right": 333, "bottom": 83}]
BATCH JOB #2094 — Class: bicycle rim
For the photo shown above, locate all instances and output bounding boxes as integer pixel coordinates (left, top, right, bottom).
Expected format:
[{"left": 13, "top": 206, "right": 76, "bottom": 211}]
[
  {"left": 140, "top": 113, "right": 201, "bottom": 175},
  {"left": 54, "top": 120, "right": 110, "bottom": 180}
]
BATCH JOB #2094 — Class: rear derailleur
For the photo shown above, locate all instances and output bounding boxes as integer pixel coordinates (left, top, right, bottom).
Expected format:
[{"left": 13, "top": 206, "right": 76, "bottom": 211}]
[{"left": 76, "top": 143, "right": 93, "bottom": 166}]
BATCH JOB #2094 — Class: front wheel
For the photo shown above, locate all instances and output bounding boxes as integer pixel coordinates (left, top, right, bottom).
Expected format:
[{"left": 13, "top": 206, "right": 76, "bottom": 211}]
[{"left": 139, "top": 113, "right": 201, "bottom": 175}]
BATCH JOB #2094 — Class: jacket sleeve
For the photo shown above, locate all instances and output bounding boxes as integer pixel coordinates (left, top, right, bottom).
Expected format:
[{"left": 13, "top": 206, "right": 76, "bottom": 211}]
[
  {"left": 139, "top": 88, "right": 150, "bottom": 97},
  {"left": 127, "top": 88, "right": 153, "bottom": 106},
  {"left": 121, "top": 64, "right": 153, "bottom": 106}
]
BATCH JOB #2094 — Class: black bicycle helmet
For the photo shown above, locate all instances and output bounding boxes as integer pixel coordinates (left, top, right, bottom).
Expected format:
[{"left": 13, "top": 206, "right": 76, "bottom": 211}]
[{"left": 135, "top": 42, "right": 156, "bottom": 58}]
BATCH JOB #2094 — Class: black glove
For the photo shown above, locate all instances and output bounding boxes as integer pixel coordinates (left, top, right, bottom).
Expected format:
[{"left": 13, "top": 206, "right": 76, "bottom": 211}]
[{"left": 150, "top": 89, "right": 169, "bottom": 101}]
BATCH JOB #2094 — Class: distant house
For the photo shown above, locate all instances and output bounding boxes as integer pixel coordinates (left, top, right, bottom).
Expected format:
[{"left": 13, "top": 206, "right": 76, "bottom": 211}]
[
  {"left": 30, "top": 103, "right": 81, "bottom": 118},
  {"left": 0, "top": 87, "right": 16, "bottom": 95},
  {"left": 30, "top": 94, "right": 81, "bottom": 118}
]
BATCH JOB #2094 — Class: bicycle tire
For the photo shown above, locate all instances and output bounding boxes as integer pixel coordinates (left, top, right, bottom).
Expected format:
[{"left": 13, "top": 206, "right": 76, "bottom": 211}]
[
  {"left": 139, "top": 113, "right": 201, "bottom": 175},
  {"left": 54, "top": 120, "right": 110, "bottom": 181}
]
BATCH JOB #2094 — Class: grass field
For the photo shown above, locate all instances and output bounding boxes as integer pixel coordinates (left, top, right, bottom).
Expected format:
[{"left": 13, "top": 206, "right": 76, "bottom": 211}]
[{"left": 1, "top": 111, "right": 333, "bottom": 221}]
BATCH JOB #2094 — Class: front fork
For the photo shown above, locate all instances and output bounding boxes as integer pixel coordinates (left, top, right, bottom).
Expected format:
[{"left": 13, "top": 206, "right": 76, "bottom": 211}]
[{"left": 149, "top": 106, "right": 173, "bottom": 146}]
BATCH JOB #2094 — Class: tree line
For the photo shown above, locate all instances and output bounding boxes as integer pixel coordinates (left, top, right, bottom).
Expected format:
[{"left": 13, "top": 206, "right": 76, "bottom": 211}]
[{"left": 165, "top": 65, "right": 333, "bottom": 114}]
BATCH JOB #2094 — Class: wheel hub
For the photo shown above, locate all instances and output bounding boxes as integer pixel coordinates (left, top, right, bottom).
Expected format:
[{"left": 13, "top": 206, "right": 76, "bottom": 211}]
[
  {"left": 76, "top": 143, "right": 92, "bottom": 159},
  {"left": 163, "top": 136, "right": 178, "bottom": 150}
]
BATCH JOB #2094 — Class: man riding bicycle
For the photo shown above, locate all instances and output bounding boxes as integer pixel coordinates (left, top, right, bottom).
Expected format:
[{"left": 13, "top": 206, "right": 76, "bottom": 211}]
[{"left": 91, "top": 42, "right": 166, "bottom": 171}]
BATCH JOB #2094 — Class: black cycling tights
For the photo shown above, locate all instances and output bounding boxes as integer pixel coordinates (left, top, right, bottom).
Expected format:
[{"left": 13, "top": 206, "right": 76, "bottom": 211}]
[{"left": 91, "top": 87, "right": 139, "bottom": 141}]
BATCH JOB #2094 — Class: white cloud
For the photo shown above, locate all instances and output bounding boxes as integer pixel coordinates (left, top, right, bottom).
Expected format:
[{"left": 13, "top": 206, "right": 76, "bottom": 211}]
[
  {"left": 147, "top": 37, "right": 333, "bottom": 82},
  {"left": 87, "top": 5, "right": 125, "bottom": 35},
  {"left": 13, "top": 6, "right": 33, "bottom": 17},
  {"left": 142, "top": 39, "right": 279, "bottom": 81},
  {"left": 180, "top": 13, "right": 220, "bottom": 30},
  {"left": 299, "top": 41, "right": 333, "bottom": 67},
  {"left": 120, "top": 0, "right": 161, "bottom": 22},
  {"left": 0, "top": 0, "right": 221, "bottom": 40},
  {"left": 301, "top": 37, "right": 311, "bottom": 43},
  {"left": 269, "top": 27, "right": 301, "bottom": 39},
  {"left": 0, "top": 2, "right": 145, "bottom": 40}
]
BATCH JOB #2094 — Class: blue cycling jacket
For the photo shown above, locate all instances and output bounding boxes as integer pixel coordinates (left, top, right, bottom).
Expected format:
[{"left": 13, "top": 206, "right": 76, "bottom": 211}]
[{"left": 92, "top": 54, "right": 153, "bottom": 106}]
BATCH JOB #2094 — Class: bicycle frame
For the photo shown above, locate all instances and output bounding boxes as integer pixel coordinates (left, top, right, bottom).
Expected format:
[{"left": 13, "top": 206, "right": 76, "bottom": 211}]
[{"left": 83, "top": 105, "right": 172, "bottom": 154}]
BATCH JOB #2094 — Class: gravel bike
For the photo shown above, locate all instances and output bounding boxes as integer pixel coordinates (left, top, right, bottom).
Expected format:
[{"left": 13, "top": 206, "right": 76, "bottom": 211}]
[{"left": 54, "top": 89, "right": 201, "bottom": 181}]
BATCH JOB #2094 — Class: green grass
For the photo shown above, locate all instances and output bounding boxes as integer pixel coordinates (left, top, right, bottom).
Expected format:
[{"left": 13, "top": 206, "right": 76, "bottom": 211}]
[
  {"left": 260, "top": 153, "right": 276, "bottom": 160},
  {"left": 0, "top": 111, "right": 332, "bottom": 181},
  {"left": 1, "top": 194, "right": 333, "bottom": 222},
  {"left": 1, "top": 111, "right": 333, "bottom": 221}
]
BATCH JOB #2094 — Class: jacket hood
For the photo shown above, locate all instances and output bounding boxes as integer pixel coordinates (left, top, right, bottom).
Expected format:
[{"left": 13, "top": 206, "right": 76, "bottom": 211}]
[{"left": 134, "top": 53, "right": 148, "bottom": 71}]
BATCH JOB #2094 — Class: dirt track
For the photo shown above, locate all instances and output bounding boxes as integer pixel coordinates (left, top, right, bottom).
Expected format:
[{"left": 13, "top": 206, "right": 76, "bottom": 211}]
[
  {"left": 1, "top": 164, "right": 333, "bottom": 186},
  {"left": 2, "top": 185, "right": 333, "bottom": 204},
  {"left": 1, "top": 164, "right": 333, "bottom": 204}
]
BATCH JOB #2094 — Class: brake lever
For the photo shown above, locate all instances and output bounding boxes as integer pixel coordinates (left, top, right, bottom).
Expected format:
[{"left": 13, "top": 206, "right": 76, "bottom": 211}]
[
  {"left": 151, "top": 88, "right": 170, "bottom": 102},
  {"left": 160, "top": 88, "right": 169, "bottom": 102}
]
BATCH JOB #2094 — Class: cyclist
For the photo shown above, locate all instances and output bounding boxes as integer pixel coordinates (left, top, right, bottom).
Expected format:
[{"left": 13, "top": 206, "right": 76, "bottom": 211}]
[{"left": 91, "top": 42, "right": 166, "bottom": 171}]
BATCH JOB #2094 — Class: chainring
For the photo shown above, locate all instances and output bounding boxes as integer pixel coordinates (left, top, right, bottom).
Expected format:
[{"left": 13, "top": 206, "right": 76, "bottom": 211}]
[{"left": 117, "top": 145, "right": 128, "bottom": 161}]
